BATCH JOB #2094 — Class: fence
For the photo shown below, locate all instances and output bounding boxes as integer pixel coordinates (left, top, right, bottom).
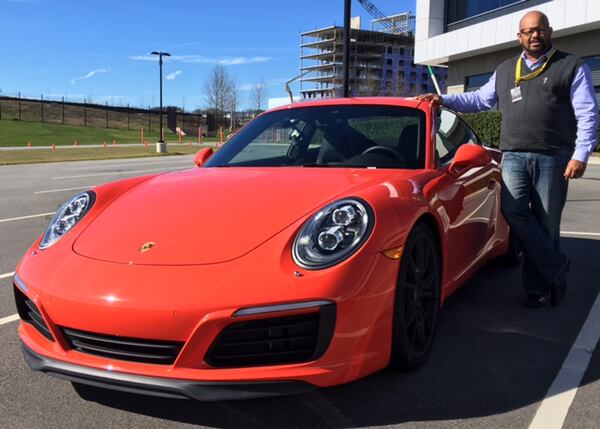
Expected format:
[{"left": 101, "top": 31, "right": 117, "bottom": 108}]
[{"left": 0, "top": 94, "right": 205, "bottom": 135}]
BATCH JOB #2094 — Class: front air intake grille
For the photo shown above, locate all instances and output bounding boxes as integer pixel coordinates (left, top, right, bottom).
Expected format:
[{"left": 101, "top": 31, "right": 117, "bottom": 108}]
[
  {"left": 13, "top": 285, "right": 54, "bottom": 342},
  {"left": 61, "top": 328, "right": 184, "bottom": 365},
  {"left": 206, "top": 303, "right": 336, "bottom": 368}
]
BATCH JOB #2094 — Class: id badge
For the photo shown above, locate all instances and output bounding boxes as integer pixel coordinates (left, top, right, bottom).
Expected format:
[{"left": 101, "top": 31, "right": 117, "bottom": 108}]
[{"left": 510, "top": 86, "right": 523, "bottom": 103}]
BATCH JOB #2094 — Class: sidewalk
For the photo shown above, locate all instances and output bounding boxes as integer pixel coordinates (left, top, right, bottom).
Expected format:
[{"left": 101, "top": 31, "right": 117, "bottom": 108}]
[
  {"left": 1, "top": 143, "right": 599, "bottom": 163},
  {"left": 0, "top": 142, "right": 214, "bottom": 151}
]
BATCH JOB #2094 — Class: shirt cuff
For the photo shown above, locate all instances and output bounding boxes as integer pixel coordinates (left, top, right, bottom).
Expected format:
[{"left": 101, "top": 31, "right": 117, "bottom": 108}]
[{"left": 572, "top": 147, "right": 592, "bottom": 163}]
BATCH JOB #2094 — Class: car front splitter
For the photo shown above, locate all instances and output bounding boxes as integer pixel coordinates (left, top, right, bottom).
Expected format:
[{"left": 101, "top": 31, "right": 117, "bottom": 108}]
[{"left": 21, "top": 342, "right": 316, "bottom": 401}]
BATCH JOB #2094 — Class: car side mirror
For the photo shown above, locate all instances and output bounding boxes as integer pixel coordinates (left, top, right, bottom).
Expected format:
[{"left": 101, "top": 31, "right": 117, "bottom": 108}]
[
  {"left": 448, "top": 144, "right": 491, "bottom": 177},
  {"left": 194, "top": 147, "right": 213, "bottom": 167}
]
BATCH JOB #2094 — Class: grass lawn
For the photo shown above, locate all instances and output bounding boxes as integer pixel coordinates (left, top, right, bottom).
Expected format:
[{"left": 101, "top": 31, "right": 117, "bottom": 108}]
[
  {"left": 0, "top": 144, "right": 220, "bottom": 165},
  {"left": 0, "top": 119, "right": 221, "bottom": 147}
]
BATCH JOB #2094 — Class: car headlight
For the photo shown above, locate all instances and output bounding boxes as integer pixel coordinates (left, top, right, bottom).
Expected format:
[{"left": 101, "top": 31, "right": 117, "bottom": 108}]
[
  {"left": 293, "top": 198, "right": 374, "bottom": 269},
  {"left": 40, "top": 191, "right": 96, "bottom": 249}
]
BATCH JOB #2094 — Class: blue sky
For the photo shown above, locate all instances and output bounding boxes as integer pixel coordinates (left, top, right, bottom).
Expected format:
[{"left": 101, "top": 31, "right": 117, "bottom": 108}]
[{"left": 0, "top": 0, "right": 415, "bottom": 110}]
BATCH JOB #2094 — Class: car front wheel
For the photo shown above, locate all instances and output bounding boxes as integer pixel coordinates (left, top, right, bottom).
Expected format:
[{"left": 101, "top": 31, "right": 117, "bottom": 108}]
[{"left": 390, "top": 223, "right": 441, "bottom": 370}]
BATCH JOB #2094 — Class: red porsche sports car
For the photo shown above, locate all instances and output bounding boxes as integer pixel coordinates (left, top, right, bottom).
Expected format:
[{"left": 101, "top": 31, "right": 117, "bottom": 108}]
[{"left": 14, "top": 97, "right": 518, "bottom": 400}]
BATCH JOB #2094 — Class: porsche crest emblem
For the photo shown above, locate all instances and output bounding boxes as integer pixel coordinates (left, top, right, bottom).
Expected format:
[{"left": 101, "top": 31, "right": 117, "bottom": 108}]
[{"left": 138, "top": 242, "right": 156, "bottom": 253}]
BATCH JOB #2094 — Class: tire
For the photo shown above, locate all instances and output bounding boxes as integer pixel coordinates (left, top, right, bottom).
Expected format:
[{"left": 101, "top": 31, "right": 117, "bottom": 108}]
[
  {"left": 390, "top": 223, "right": 441, "bottom": 370},
  {"left": 496, "top": 229, "right": 524, "bottom": 267}
]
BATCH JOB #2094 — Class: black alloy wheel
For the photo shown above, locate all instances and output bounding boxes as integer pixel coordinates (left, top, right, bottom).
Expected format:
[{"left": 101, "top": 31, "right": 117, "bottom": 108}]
[{"left": 390, "top": 223, "right": 441, "bottom": 370}]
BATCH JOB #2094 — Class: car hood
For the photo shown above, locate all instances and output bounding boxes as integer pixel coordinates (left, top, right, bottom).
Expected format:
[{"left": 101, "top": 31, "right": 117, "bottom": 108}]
[{"left": 73, "top": 167, "right": 403, "bottom": 265}]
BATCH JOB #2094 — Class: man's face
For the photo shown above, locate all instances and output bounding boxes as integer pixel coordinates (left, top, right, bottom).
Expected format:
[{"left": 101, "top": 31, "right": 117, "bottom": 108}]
[{"left": 518, "top": 14, "right": 552, "bottom": 57}]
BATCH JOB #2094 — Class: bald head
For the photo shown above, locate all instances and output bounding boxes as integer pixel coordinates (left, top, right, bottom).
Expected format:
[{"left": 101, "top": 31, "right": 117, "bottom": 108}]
[
  {"left": 519, "top": 11, "right": 550, "bottom": 30},
  {"left": 518, "top": 11, "right": 553, "bottom": 59}
]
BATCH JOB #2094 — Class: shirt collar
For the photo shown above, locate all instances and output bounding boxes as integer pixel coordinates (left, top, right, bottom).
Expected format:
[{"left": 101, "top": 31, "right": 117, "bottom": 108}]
[{"left": 521, "top": 44, "right": 555, "bottom": 64}]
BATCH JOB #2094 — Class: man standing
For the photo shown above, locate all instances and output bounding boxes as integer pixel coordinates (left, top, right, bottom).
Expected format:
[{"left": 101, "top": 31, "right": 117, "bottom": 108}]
[{"left": 418, "top": 10, "right": 598, "bottom": 308}]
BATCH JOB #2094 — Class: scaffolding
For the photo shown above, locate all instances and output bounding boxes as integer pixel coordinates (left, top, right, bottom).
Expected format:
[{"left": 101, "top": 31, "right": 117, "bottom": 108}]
[{"left": 300, "top": 15, "right": 446, "bottom": 99}]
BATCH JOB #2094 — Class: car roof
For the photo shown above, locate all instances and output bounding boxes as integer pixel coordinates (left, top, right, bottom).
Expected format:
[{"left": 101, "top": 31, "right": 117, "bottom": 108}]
[{"left": 268, "top": 96, "right": 425, "bottom": 113}]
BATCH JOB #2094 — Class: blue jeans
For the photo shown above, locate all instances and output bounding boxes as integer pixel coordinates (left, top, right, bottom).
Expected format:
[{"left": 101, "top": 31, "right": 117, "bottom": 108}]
[{"left": 501, "top": 151, "right": 570, "bottom": 295}]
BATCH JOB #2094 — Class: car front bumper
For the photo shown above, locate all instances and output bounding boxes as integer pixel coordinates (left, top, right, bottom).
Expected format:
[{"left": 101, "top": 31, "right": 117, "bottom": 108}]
[{"left": 21, "top": 342, "right": 315, "bottom": 401}]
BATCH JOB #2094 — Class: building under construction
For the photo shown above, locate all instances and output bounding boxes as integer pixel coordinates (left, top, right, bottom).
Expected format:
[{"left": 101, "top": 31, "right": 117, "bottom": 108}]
[{"left": 300, "top": 14, "right": 447, "bottom": 99}]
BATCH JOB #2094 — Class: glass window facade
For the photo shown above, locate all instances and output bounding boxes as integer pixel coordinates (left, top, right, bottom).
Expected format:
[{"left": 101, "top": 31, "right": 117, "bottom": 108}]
[
  {"left": 445, "top": 0, "right": 551, "bottom": 31},
  {"left": 446, "top": 0, "right": 522, "bottom": 25},
  {"left": 466, "top": 72, "right": 493, "bottom": 91},
  {"left": 583, "top": 56, "right": 600, "bottom": 109}
]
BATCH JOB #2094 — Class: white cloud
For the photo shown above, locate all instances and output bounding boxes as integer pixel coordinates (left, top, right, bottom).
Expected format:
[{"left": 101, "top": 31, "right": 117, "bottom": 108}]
[
  {"left": 217, "top": 56, "right": 271, "bottom": 65},
  {"left": 166, "top": 70, "right": 182, "bottom": 80},
  {"left": 169, "top": 41, "right": 197, "bottom": 50},
  {"left": 71, "top": 68, "right": 110, "bottom": 85},
  {"left": 129, "top": 54, "right": 272, "bottom": 66}
]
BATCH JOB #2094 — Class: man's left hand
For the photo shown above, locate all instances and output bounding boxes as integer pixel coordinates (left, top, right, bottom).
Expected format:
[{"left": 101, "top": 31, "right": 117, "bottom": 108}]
[{"left": 564, "top": 159, "right": 587, "bottom": 180}]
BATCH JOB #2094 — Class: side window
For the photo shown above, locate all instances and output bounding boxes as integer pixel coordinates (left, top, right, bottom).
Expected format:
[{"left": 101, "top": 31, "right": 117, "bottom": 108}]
[{"left": 435, "top": 109, "right": 480, "bottom": 166}]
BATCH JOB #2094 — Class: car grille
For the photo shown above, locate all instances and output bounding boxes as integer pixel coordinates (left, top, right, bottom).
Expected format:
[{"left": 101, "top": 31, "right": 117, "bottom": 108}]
[
  {"left": 14, "top": 285, "right": 54, "bottom": 342},
  {"left": 61, "top": 327, "right": 184, "bottom": 365},
  {"left": 205, "top": 303, "right": 336, "bottom": 368}
]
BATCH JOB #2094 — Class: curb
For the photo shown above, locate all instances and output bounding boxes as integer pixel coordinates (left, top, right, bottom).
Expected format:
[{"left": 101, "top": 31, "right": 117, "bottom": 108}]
[{"left": 588, "top": 153, "right": 600, "bottom": 165}]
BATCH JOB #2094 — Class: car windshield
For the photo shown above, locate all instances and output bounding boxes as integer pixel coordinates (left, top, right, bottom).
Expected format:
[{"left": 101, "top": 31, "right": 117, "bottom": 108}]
[{"left": 205, "top": 105, "right": 426, "bottom": 169}]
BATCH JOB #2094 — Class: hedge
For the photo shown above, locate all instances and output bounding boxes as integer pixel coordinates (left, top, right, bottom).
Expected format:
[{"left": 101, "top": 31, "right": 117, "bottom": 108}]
[{"left": 461, "top": 110, "right": 600, "bottom": 152}]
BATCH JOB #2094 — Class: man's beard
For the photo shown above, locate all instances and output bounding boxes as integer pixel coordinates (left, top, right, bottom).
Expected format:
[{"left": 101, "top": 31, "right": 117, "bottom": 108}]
[{"left": 524, "top": 39, "right": 548, "bottom": 57}]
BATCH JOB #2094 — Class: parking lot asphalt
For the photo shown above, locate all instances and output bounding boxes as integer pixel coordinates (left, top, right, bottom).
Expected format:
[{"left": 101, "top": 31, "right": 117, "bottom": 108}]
[{"left": 0, "top": 156, "right": 599, "bottom": 429}]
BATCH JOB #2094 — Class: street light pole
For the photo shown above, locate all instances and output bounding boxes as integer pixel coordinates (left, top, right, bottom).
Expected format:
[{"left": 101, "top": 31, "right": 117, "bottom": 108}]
[
  {"left": 150, "top": 51, "right": 171, "bottom": 153},
  {"left": 342, "top": 0, "right": 351, "bottom": 97}
]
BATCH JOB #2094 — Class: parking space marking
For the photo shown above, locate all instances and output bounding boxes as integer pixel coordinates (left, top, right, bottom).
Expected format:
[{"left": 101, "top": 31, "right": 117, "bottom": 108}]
[
  {"left": 561, "top": 231, "right": 600, "bottom": 237},
  {"left": 34, "top": 185, "right": 94, "bottom": 194},
  {"left": 0, "top": 314, "right": 19, "bottom": 326},
  {"left": 60, "top": 158, "right": 192, "bottom": 171},
  {"left": 528, "top": 291, "right": 600, "bottom": 429},
  {"left": 0, "top": 212, "right": 55, "bottom": 223},
  {"left": 52, "top": 166, "right": 188, "bottom": 180},
  {"left": 0, "top": 272, "right": 15, "bottom": 280}
]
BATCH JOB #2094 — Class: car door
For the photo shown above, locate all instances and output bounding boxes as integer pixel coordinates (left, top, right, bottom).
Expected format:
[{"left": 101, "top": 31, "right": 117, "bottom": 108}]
[{"left": 432, "top": 108, "right": 501, "bottom": 284}]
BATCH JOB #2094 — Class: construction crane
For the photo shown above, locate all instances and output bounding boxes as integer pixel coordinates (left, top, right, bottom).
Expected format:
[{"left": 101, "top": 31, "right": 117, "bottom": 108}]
[{"left": 357, "top": 0, "right": 407, "bottom": 34}]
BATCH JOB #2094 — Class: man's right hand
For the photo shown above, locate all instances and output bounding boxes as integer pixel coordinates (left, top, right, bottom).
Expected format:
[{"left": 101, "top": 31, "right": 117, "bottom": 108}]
[{"left": 416, "top": 93, "right": 442, "bottom": 107}]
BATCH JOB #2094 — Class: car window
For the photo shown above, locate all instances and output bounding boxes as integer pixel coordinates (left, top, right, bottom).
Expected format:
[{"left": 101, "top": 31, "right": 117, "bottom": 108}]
[
  {"left": 435, "top": 109, "right": 480, "bottom": 166},
  {"left": 206, "top": 105, "right": 426, "bottom": 169}
]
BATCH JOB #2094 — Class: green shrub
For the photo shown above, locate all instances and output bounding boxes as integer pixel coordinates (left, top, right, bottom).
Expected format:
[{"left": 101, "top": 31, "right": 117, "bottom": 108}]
[{"left": 461, "top": 111, "right": 502, "bottom": 148}]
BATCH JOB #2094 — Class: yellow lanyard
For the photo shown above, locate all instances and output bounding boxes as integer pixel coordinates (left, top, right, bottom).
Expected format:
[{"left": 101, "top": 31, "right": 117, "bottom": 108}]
[{"left": 514, "top": 48, "right": 557, "bottom": 86}]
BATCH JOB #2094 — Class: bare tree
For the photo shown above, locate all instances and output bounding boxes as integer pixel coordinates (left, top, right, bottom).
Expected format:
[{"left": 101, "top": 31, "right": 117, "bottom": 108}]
[
  {"left": 250, "top": 79, "right": 267, "bottom": 112},
  {"left": 203, "top": 64, "right": 232, "bottom": 127},
  {"left": 229, "top": 79, "right": 243, "bottom": 131}
]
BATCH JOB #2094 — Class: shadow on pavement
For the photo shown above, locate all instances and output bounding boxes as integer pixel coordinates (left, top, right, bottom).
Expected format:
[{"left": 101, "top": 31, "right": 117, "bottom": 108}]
[{"left": 70, "top": 237, "right": 600, "bottom": 428}]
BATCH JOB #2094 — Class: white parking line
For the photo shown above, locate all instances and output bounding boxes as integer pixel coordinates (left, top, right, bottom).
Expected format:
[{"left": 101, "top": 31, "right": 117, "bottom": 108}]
[
  {"left": 0, "top": 272, "right": 15, "bottom": 280},
  {"left": 0, "top": 212, "right": 55, "bottom": 223},
  {"left": 52, "top": 166, "right": 188, "bottom": 180},
  {"left": 60, "top": 158, "right": 192, "bottom": 171},
  {"left": 0, "top": 314, "right": 19, "bottom": 326},
  {"left": 34, "top": 185, "right": 94, "bottom": 194},
  {"left": 561, "top": 231, "right": 600, "bottom": 237},
  {"left": 529, "top": 291, "right": 600, "bottom": 429}
]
